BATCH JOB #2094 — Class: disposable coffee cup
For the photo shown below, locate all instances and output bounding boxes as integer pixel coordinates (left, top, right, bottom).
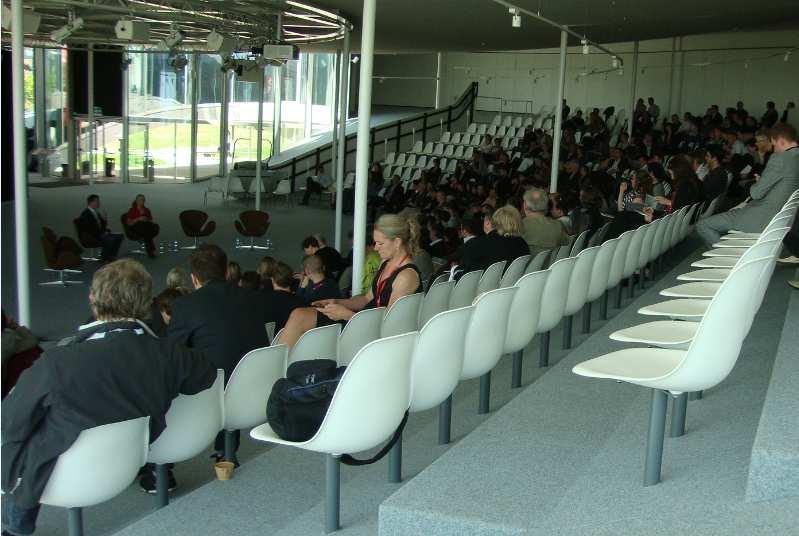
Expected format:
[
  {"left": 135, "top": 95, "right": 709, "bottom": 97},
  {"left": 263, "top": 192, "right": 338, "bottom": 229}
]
[{"left": 214, "top": 461, "right": 235, "bottom": 481}]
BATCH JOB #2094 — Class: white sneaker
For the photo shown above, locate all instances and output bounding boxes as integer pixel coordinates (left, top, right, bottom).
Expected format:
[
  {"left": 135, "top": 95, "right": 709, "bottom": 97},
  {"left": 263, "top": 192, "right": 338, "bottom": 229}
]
[{"left": 777, "top": 255, "right": 799, "bottom": 265}]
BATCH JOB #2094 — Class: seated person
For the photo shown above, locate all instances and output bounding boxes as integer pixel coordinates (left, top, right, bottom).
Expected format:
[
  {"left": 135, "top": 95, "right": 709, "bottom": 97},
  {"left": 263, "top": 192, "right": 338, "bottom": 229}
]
[
  {"left": 155, "top": 287, "right": 189, "bottom": 327},
  {"left": 257, "top": 256, "right": 278, "bottom": 292},
  {"left": 125, "top": 194, "right": 160, "bottom": 258},
  {"left": 1, "top": 260, "right": 216, "bottom": 536},
  {"left": 1, "top": 311, "right": 43, "bottom": 399},
  {"left": 459, "top": 206, "right": 529, "bottom": 275},
  {"left": 296, "top": 255, "right": 341, "bottom": 305},
  {"left": 522, "top": 187, "right": 570, "bottom": 257},
  {"left": 302, "top": 235, "right": 345, "bottom": 280},
  {"left": 265, "top": 261, "right": 306, "bottom": 332},
  {"left": 280, "top": 214, "right": 423, "bottom": 348},
  {"left": 300, "top": 164, "right": 333, "bottom": 205},
  {"left": 76, "top": 194, "right": 123, "bottom": 262},
  {"left": 239, "top": 271, "right": 261, "bottom": 290},
  {"left": 226, "top": 261, "right": 241, "bottom": 286}
]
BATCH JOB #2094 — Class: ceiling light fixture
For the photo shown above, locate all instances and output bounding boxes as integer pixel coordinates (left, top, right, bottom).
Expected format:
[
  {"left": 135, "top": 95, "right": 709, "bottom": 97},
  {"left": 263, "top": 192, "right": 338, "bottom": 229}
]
[
  {"left": 509, "top": 8, "right": 521, "bottom": 28},
  {"left": 581, "top": 38, "right": 590, "bottom": 55},
  {"left": 207, "top": 30, "right": 237, "bottom": 57},
  {"left": 612, "top": 56, "right": 619, "bottom": 69},
  {"left": 158, "top": 26, "right": 184, "bottom": 50},
  {"left": 169, "top": 54, "right": 189, "bottom": 71},
  {"left": 115, "top": 19, "right": 150, "bottom": 41},
  {"left": 1, "top": 6, "right": 41, "bottom": 33},
  {"left": 50, "top": 16, "right": 84, "bottom": 43},
  {"left": 785, "top": 51, "right": 792, "bottom": 62}
]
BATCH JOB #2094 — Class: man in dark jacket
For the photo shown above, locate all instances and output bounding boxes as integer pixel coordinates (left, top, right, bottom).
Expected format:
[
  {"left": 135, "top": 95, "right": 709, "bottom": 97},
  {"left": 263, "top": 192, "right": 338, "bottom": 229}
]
[
  {"left": 1, "top": 259, "right": 216, "bottom": 536},
  {"left": 75, "top": 194, "right": 123, "bottom": 261}
]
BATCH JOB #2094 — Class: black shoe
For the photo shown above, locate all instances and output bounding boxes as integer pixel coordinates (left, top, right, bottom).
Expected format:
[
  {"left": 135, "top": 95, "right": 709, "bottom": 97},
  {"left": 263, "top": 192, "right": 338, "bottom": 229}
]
[{"left": 139, "top": 469, "right": 177, "bottom": 494}]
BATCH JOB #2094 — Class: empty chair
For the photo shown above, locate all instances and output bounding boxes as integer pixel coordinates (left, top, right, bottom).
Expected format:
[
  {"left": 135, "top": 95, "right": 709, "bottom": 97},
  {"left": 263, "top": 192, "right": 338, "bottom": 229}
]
[
  {"left": 418, "top": 280, "right": 455, "bottom": 328},
  {"left": 445, "top": 159, "right": 458, "bottom": 174},
  {"left": 443, "top": 145, "right": 455, "bottom": 158},
  {"left": 337, "top": 307, "right": 385, "bottom": 366},
  {"left": 272, "top": 179, "right": 293, "bottom": 207},
  {"left": 440, "top": 131, "right": 452, "bottom": 143},
  {"left": 222, "top": 347, "right": 288, "bottom": 461},
  {"left": 148, "top": 370, "right": 224, "bottom": 507},
  {"left": 410, "top": 141, "right": 423, "bottom": 154},
  {"left": 638, "top": 298, "right": 710, "bottom": 321},
  {"left": 525, "top": 249, "right": 551, "bottom": 274},
  {"left": 477, "top": 123, "right": 488, "bottom": 135},
  {"left": 405, "top": 154, "right": 417, "bottom": 168},
  {"left": 621, "top": 224, "right": 649, "bottom": 299},
  {"left": 381, "top": 292, "right": 424, "bottom": 338},
  {"left": 453, "top": 146, "right": 465, "bottom": 159},
  {"left": 415, "top": 155, "right": 428, "bottom": 169},
  {"left": 487, "top": 125, "right": 498, "bottom": 136},
  {"left": 513, "top": 116, "right": 524, "bottom": 128},
  {"left": 679, "top": 239, "right": 782, "bottom": 282},
  {"left": 40, "top": 417, "right": 150, "bottom": 536},
  {"left": 383, "top": 165, "right": 394, "bottom": 179},
  {"left": 476, "top": 260, "right": 506, "bottom": 296},
  {"left": 608, "top": 230, "right": 635, "bottom": 310},
  {"left": 497, "top": 125, "right": 507, "bottom": 137},
  {"left": 536, "top": 257, "right": 577, "bottom": 367},
  {"left": 506, "top": 126, "right": 517, "bottom": 138},
  {"left": 179, "top": 210, "right": 216, "bottom": 250},
  {"left": 448, "top": 270, "right": 483, "bottom": 309},
  {"left": 451, "top": 132, "right": 463, "bottom": 145},
  {"left": 460, "top": 287, "right": 519, "bottom": 414},
  {"left": 286, "top": 324, "right": 341, "bottom": 367},
  {"left": 466, "top": 123, "right": 477, "bottom": 134},
  {"left": 562, "top": 246, "right": 600, "bottom": 349},
  {"left": 505, "top": 270, "right": 550, "bottom": 388},
  {"left": 395, "top": 153, "right": 407, "bottom": 167},
  {"left": 463, "top": 146, "right": 474, "bottom": 160},
  {"left": 584, "top": 237, "right": 620, "bottom": 331},
  {"left": 250, "top": 332, "right": 417, "bottom": 533},
  {"left": 422, "top": 142, "right": 434, "bottom": 155},
  {"left": 551, "top": 239, "right": 575, "bottom": 264},
  {"left": 491, "top": 115, "right": 502, "bottom": 126},
  {"left": 385, "top": 152, "right": 396, "bottom": 166},
  {"left": 411, "top": 169, "right": 423, "bottom": 182},
  {"left": 400, "top": 167, "right": 412, "bottom": 181},
  {"left": 499, "top": 255, "right": 530, "bottom": 288},
  {"left": 570, "top": 229, "right": 591, "bottom": 256},
  {"left": 235, "top": 210, "right": 271, "bottom": 250},
  {"left": 433, "top": 143, "right": 445, "bottom": 157},
  {"left": 636, "top": 220, "right": 661, "bottom": 288},
  {"left": 573, "top": 256, "right": 771, "bottom": 486}
]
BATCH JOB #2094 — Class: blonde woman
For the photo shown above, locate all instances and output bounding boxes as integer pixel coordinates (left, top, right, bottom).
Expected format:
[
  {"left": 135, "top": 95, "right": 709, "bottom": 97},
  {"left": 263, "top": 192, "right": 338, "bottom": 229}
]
[
  {"left": 459, "top": 205, "right": 529, "bottom": 274},
  {"left": 279, "top": 214, "right": 423, "bottom": 347}
]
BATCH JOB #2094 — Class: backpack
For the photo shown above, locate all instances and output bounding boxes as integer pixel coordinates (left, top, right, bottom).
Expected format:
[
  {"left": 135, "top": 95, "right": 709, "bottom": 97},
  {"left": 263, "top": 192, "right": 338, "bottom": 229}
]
[{"left": 266, "top": 359, "right": 408, "bottom": 466}]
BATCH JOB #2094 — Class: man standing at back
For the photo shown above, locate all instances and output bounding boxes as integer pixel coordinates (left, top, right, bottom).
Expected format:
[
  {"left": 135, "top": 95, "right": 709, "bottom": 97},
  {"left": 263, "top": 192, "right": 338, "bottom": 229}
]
[{"left": 522, "top": 187, "right": 570, "bottom": 258}]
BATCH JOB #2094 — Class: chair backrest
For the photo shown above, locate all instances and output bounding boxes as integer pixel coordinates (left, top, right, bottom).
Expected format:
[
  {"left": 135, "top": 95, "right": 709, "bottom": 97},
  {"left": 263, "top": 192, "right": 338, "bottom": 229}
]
[
  {"left": 429, "top": 272, "right": 449, "bottom": 289},
  {"left": 288, "top": 323, "right": 341, "bottom": 366},
  {"left": 525, "top": 249, "right": 551, "bottom": 274},
  {"left": 504, "top": 269, "right": 550, "bottom": 354},
  {"left": 419, "top": 280, "right": 455, "bottom": 328},
  {"left": 476, "top": 260, "right": 507, "bottom": 296},
  {"left": 637, "top": 219, "right": 660, "bottom": 269},
  {"left": 537, "top": 256, "right": 577, "bottom": 333},
  {"left": 148, "top": 370, "right": 224, "bottom": 465},
  {"left": 461, "top": 286, "right": 518, "bottom": 380},
  {"left": 274, "top": 179, "right": 292, "bottom": 195},
  {"left": 224, "top": 347, "right": 287, "bottom": 431},
  {"left": 570, "top": 229, "right": 591, "bottom": 256},
  {"left": 587, "top": 222, "right": 611, "bottom": 247},
  {"left": 564, "top": 246, "right": 600, "bottom": 316},
  {"left": 272, "top": 328, "right": 285, "bottom": 346},
  {"left": 410, "top": 306, "right": 474, "bottom": 413},
  {"left": 552, "top": 240, "right": 575, "bottom": 264},
  {"left": 40, "top": 417, "right": 150, "bottom": 509},
  {"left": 304, "top": 332, "right": 417, "bottom": 454},
  {"left": 449, "top": 269, "right": 483, "bottom": 309},
  {"left": 586, "top": 237, "right": 619, "bottom": 302},
  {"left": 650, "top": 214, "right": 671, "bottom": 261},
  {"left": 179, "top": 210, "right": 209, "bottom": 234},
  {"left": 381, "top": 292, "right": 424, "bottom": 338},
  {"left": 337, "top": 307, "right": 385, "bottom": 366},
  {"left": 623, "top": 224, "right": 648, "bottom": 278},
  {"left": 500, "top": 254, "right": 531, "bottom": 288},
  {"left": 239, "top": 210, "right": 270, "bottom": 234},
  {"left": 658, "top": 257, "right": 772, "bottom": 392}
]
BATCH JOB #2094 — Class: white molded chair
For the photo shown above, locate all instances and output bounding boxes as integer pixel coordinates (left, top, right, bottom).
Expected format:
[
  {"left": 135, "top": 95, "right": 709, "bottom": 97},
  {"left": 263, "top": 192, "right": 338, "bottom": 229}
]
[
  {"left": 609, "top": 230, "right": 635, "bottom": 309},
  {"left": 429, "top": 272, "right": 449, "bottom": 288},
  {"left": 451, "top": 132, "right": 462, "bottom": 145},
  {"left": 449, "top": 269, "right": 483, "bottom": 309},
  {"left": 504, "top": 270, "right": 550, "bottom": 388},
  {"left": 381, "top": 292, "right": 424, "bottom": 338},
  {"left": 460, "top": 286, "right": 518, "bottom": 414},
  {"left": 395, "top": 153, "right": 407, "bottom": 167},
  {"left": 422, "top": 142, "right": 434, "bottom": 155},
  {"left": 499, "top": 254, "right": 530, "bottom": 288},
  {"left": 148, "top": 370, "right": 224, "bottom": 507},
  {"left": 679, "top": 239, "right": 783, "bottom": 282},
  {"left": 573, "top": 256, "right": 771, "bottom": 486},
  {"left": 41, "top": 417, "right": 150, "bottom": 536},
  {"left": 570, "top": 229, "right": 591, "bottom": 256},
  {"left": 287, "top": 324, "right": 341, "bottom": 367},
  {"left": 562, "top": 246, "right": 600, "bottom": 349},
  {"left": 526, "top": 249, "right": 551, "bottom": 274},
  {"left": 638, "top": 298, "right": 709, "bottom": 321},
  {"left": 622, "top": 224, "right": 648, "bottom": 299},
  {"left": 410, "top": 141, "right": 423, "bottom": 154},
  {"left": 250, "top": 332, "right": 417, "bottom": 533},
  {"left": 418, "top": 280, "right": 455, "bottom": 328},
  {"left": 272, "top": 179, "right": 293, "bottom": 207},
  {"left": 713, "top": 215, "right": 793, "bottom": 247},
  {"left": 336, "top": 307, "right": 385, "bottom": 366},
  {"left": 584, "top": 237, "right": 619, "bottom": 331},
  {"left": 222, "top": 347, "right": 288, "bottom": 461},
  {"left": 476, "top": 260, "right": 506, "bottom": 296},
  {"left": 385, "top": 152, "right": 396, "bottom": 166},
  {"left": 536, "top": 257, "right": 577, "bottom": 367}
]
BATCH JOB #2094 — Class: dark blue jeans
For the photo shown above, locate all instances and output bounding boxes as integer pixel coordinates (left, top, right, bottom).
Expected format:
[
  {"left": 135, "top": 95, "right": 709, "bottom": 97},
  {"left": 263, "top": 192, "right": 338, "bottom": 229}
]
[{"left": 1, "top": 496, "right": 40, "bottom": 535}]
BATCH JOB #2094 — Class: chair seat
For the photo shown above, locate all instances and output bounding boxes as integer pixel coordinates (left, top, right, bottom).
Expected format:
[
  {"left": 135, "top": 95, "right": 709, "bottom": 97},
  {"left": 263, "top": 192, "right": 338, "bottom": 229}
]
[
  {"left": 609, "top": 320, "right": 698, "bottom": 349},
  {"left": 711, "top": 238, "right": 756, "bottom": 248},
  {"left": 659, "top": 281, "right": 721, "bottom": 299},
  {"left": 690, "top": 256, "right": 738, "bottom": 269},
  {"left": 676, "top": 268, "right": 731, "bottom": 282},
  {"left": 251, "top": 422, "right": 312, "bottom": 449},
  {"left": 720, "top": 231, "right": 758, "bottom": 240},
  {"left": 572, "top": 348, "right": 686, "bottom": 386},
  {"left": 638, "top": 298, "right": 709, "bottom": 320},
  {"left": 702, "top": 247, "right": 746, "bottom": 258}
]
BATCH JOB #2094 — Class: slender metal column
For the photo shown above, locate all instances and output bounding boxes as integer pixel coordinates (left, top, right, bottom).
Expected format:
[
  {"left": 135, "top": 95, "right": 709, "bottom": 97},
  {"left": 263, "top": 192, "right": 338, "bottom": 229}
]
[
  {"left": 538, "top": 331, "right": 550, "bottom": 367},
  {"left": 122, "top": 52, "right": 130, "bottom": 183},
  {"left": 330, "top": 51, "right": 340, "bottom": 229},
  {"left": 438, "top": 395, "right": 452, "bottom": 444},
  {"left": 434, "top": 52, "right": 443, "bottom": 109},
  {"left": 388, "top": 433, "right": 402, "bottom": 483},
  {"left": 224, "top": 429, "right": 236, "bottom": 462},
  {"left": 34, "top": 48, "right": 46, "bottom": 151},
  {"left": 549, "top": 30, "right": 567, "bottom": 194},
  {"left": 670, "top": 393, "right": 688, "bottom": 438},
  {"left": 478, "top": 371, "right": 491, "bottom": 414},
  {"left": 562, "top": 315, "right": 573, "bottom": 349},
  {"left": 87, "top": 44, "right": 94, "bottom": 184},
  {"left": 351, "top": 0, "right": 376, "bottom": 293},
  {"left": 272, "top": 14, "right": 283, "bottom": 156},
  {"left": 219, "top": 70, "right": 230, "bottom": 178},
  {"left": 582, "top": 302, "right": 592, "bottom": 334},
  {"left": 325, "top": 454, "right": 340, "bottom": 533},
  {"left": 67, "top": 507, "right": 84, "bottom": 536},
  {"left": 627, "top": 41, "right": 639, "bottom": 138},
  {"left": 190, "top": 53, "right": 199, "bottom": 182},
  {"left": 335, "top": 30, "right": 351, "bottom": 254},
  {"left": 644, "top": 389, "right": 668, "bottom": 486},
  {"left": 11, "top": 0, "right": 30, "bottom": 325},
  {"left": 666, "top": 37, "right": 677, "bottom": 117},
  {"left": 675, "top": 37, "right": 685, "bottom": 115},
  {"left": 255, "top": 66, "right": 266, "bottom": 211},
  {"left": 511, "top": 350, "right": 523, "bottom": 388},
  {"left": 304, "top": 54, "right": 314, "bottom": 138},
  {"left": 155, "top": 463, "right": 169, "bottom": 508}
]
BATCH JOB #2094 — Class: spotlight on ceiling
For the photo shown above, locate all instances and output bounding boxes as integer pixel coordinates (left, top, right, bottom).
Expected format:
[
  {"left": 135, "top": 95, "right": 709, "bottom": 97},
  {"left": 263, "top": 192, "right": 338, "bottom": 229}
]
[
  {"left": 158, "top": 26, "right": 184, "bottom": 50},
  {"left": 169, "top": 54, "right": 189, "bottom": 71},
  {"left": 207, "top": 30, "right": 237, "bottom": 57},
  {"left": 115, "top": 19, "right": 150, "bottom": 41},
  {"left": 50, "top": 16, "right": 84, "bottom": 43},
  {"left": 1, "top": 6, "right": 42, "bottom": 33},
  {"left": 785, "top": 51, "right": 792, "bottom": 62},
  {"left": 508, "top": 8, "right": 521, "bottom": 28},
  {"left": 612, "top": 56, "right": 620, "bottom": 69},
  {"left": 581, "top": 38, "right": 590, "bottom": 55}
]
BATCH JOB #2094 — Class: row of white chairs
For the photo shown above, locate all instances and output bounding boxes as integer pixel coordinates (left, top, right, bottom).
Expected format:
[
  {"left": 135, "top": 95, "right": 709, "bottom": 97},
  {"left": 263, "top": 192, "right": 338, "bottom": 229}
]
[{"left": 573, "top": 190, "right": 799, "bottom": 487}]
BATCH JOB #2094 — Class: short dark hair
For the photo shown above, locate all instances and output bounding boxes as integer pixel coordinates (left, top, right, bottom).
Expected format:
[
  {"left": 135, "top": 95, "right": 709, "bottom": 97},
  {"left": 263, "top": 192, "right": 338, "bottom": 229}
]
[
  {"left": 301, "top": 236, "right": 320, "bottom": 249},
  {"left": 271, "top": 261, "right": 294, "bottom": 289},
  {"left": 156, "top": 287, "right": 188, "bottom": 317},
  {"left": 705, "top": 146, "right": 724, "bottom": 163},
  {"left": 188, "top": 244, "right": 227, "bottom": 284},
  {"left": 769, "top": 122, "right": 798, "bottom": 143},
  {"left": 239, "top": 271, "right": 260, "bottom": 290},
  {"left": 87, "top": 194, "right": 99, "bottom": 204},
  {"left": 461, "top": 217, "right": 483, "bottom": 237}
]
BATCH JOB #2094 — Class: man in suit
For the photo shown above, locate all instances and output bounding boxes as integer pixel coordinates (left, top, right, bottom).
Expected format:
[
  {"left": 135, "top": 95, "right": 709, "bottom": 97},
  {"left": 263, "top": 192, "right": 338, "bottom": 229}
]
[
  {"left": 522, "top": 187, "right": 570, "bottom": 257},
  {"left": 76, "top": 194, "right": 123, "bottom": 261},
  {"left": 697, "top": 123, "right": 799, "bottom": 245},
  {"left": 167, "top": 244, "right": 270, "bottom": 467}
]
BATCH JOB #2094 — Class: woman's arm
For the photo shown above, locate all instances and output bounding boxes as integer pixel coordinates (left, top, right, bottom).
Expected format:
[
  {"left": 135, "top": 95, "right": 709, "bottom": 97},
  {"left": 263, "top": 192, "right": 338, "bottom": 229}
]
[{"left": 385, "top": 268, "right": 421, "bottom": 308}]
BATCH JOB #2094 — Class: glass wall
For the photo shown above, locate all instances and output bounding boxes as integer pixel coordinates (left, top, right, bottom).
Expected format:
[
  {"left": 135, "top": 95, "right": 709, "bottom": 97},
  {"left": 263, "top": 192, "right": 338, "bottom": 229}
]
[{"left": 44, "top": 49, "right": 67, "bottom": 149}]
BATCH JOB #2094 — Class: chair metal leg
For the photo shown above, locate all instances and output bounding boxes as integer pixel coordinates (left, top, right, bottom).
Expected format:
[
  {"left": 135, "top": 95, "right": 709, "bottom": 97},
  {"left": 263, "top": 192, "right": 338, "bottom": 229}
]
[
  {"left": 438, "top": 395, "right": 452, "bottom": 444},
  {"left": 582, "top": 302, "right": 592, "bottom": 334},
  {"left": 628, "top": 276, "right": 635, "bottom": 298},
  {"left": 325, "top": 454, "right": 340, "bottom": 533},
  {"left": 511, "top": 350, "right": 523, "bottom": 388},
  {"left": 644, "top": 389, "right": 668, "bottom": 486},
  {"left": 478, "top": 371, "right": 491, "bottom": 414},
  {"left": 538, "top": 331, "right": 550, "bottom": 367},
  {"left": 562, "top": 315, "right": 573, "bottom": 350},
  {"left": 388, "top": 432, "right": 402, "bottom": 483},
  {"left": 224, "top": 430, "right": 236, "bottom": 462},
  {"left": 67, "top": 507, "right": 84, "bottom": 536},
  {"left": 616, "top": 285, "right": 623, "bottom": 309},
  {"left": 155, "top": 463, "right": 170, "bottom": 508},
  {"left": 670, "top": 393, "right": 688, "bottom": 438},
  {"left": 601, "top": 290, "right": 609, "bottom": 320}
]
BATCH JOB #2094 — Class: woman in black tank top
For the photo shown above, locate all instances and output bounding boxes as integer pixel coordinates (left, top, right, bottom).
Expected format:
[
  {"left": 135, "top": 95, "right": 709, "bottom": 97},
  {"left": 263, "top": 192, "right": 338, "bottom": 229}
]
[{"left": 279, "top": 214, "right": 422, "bottom": 348}]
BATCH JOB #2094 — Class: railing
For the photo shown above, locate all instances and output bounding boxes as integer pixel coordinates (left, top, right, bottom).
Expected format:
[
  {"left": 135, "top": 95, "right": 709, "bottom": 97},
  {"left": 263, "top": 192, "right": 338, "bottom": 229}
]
[
  {"left": 474, "top": 96, "right": 535, "bottom": 115},
  {"left": 250, "top": 82, "right": 479, "bottom": 187}
]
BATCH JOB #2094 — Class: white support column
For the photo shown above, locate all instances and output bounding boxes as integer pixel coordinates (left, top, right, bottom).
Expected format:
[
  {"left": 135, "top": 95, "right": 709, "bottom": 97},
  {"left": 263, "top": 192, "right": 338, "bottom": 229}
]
[
  {"left": 330, "top": 50, "right": 341, "bottom": 248},
  {"left": 351, "top": 0, "right": 376, "bottom": 295},
  {"left": 666, "top": 37, "right": 677, "bottom": 118},
  {"left": 627, "top": 40, "right": 639, "bottom": 139},
  {"left": 304, "top": 54, "right": 314, "bottom": 139},
  {"left": 87, "top": 44, "right": 95, "bottom": 184},
  {"left": 549, "top": 30, "right": 567, "bottom": 194},
  {"left": 33, "top": 48, "right": 46, "bottom": 151},
  {"left": 434, "top": 52, "right": 443, "bottom": 109},
  {"left": 335, "top": 29, "right": 351, "bottom": 253},
  {"left": 255, "top": 66, "right": 266, "bottom": 211},
  {"left": 12, "top": 0, "right": 30, "bottom": 325},
  {"left": 272, "top": 14, "right": 284, "bottom": 156},
  {"left": 190, "top": 53, "right": 199, "bottom": 182},
  {"left": 219, "top": 70, "right": 230, "bottom": 178},
  {"left": 122, "top": 52, "right": 130, "bottom": 183},
  {"left": 674, "top": 37, "right": 685, "bottom": 117}
]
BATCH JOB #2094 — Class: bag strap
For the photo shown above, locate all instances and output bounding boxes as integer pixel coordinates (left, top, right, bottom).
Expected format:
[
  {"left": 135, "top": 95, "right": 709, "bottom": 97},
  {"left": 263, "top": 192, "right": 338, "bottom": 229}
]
[{"left": 339, "top": 410, "right": 409, "bottom": 466}]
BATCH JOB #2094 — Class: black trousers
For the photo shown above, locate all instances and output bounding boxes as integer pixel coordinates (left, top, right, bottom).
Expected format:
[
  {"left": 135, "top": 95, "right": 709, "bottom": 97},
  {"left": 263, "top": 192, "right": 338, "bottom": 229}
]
[
  {"left": 302, "top": 179, "right": 324, "bottom": 204},
  {"left": 784, "top": 214, "right": 799, "bottom": 256}
]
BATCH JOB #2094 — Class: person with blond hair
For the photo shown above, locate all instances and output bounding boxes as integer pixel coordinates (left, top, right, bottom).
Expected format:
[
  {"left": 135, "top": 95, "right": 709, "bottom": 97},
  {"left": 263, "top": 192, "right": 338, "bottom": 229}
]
[
  {"left": 459, "top": 205, "right": 529, "bottom": 275},
  {"left": 279, "top": 214, "right": 423, "bottom": 347}
]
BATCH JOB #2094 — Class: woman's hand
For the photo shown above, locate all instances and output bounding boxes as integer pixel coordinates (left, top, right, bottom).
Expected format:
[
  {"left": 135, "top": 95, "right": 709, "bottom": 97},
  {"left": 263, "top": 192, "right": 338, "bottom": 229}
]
[
  {"left": 619, "top": 182, "right": 628, "bottom": 193},
  {"left": 317, "top": 303, "right": 352, "bottom": 321},
  {"left": 654, "top": 196, "right": 671, "bottom": 206},
  {"left": 642, "top": 207, "right": 654, "bottom": 222},
  {"left": 311, "top": 298, "right": 338, "bottom": 307}
]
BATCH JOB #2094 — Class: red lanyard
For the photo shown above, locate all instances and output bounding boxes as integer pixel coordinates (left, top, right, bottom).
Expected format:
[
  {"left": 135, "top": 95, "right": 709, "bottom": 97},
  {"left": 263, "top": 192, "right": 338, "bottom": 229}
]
[{"left": 375, "top": 255, "right": 409, "bottom": 307}]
